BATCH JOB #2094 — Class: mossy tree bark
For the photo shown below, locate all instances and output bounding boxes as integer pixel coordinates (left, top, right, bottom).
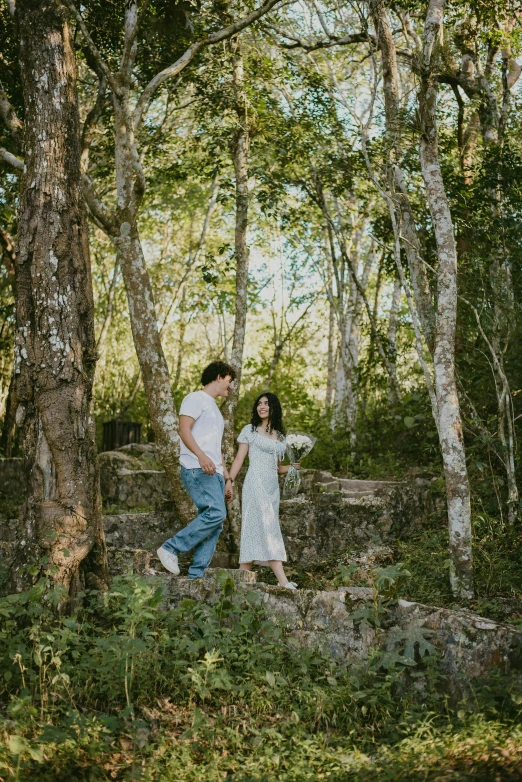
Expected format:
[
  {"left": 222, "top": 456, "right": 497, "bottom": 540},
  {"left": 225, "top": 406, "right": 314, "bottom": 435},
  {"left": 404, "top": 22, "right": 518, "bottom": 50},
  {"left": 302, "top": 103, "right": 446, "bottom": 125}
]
[{"left": 10, "top": 0, "right": 108, "bottom": 598}]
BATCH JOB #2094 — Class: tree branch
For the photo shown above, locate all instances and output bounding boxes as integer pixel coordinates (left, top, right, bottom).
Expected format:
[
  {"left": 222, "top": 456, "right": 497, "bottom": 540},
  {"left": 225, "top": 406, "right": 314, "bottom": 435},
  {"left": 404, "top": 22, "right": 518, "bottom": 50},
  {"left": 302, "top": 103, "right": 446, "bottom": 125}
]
[
  {"left": 96, "top": 257, "right": 120, "bottom": 350},
  {"left": 269, "top": 25, "right": 374, "bottom": 52},
  {"left": 81, "top": 74, "right": 107, "bottom": 170},
  {"left": 0, "top": 146, "right": 23, "bottom": 170},
  {"left": 0, "top": 82, "right": 23, "bottom": 149},
  {"left": 81, "top": 172, "right": 117, "bottom": 235},
  {"left": 120, "top": 0, "right": 139, "bottom": 75},
  {"left": 134, "top": 0, "right": 285, "bottom": 130},
  {"left": 63, "top": 0, "right": 119, "bottom": 94}
]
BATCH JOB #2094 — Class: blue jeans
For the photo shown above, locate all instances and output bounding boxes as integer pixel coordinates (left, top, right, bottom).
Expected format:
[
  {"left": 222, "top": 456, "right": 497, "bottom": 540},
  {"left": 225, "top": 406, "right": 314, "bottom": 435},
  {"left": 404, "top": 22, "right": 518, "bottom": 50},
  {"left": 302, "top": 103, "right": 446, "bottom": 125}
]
[{"left": 162, "top": 468, "right": 226, "bottom": 579}]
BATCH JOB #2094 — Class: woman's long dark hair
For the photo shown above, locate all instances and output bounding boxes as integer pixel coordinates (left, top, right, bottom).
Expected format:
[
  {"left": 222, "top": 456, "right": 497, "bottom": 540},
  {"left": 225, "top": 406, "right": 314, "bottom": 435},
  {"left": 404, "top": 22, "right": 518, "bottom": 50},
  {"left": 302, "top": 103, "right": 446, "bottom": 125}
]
[{"left": 250, "top": 392, "right": 285, "bottom": 436}]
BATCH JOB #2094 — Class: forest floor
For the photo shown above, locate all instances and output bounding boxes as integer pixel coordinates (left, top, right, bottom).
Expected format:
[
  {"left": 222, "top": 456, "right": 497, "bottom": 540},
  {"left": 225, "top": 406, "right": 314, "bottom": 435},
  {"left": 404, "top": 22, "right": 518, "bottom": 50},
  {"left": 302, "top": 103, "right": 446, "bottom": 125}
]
[
  {"left": 1, "top": 568, "right": 522, "bottom": 782},
  {"left": 1, "top": 482, "right": 522, "bottom": 780}
]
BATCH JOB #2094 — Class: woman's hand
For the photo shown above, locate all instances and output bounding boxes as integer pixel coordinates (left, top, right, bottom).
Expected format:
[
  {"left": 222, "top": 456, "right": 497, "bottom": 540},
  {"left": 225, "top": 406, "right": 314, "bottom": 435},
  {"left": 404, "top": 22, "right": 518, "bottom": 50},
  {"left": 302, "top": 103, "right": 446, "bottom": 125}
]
[{"left": 278, "top": 462, "right": 301, "bottom": 475}]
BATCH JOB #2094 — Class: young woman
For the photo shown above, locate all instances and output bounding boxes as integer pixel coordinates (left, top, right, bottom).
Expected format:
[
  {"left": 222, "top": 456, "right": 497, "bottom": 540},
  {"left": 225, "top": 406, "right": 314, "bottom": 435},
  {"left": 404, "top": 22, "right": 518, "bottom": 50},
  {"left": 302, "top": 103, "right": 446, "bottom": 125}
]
[{"left": 227, "top": 392, "right": 299, "bottom": 589}]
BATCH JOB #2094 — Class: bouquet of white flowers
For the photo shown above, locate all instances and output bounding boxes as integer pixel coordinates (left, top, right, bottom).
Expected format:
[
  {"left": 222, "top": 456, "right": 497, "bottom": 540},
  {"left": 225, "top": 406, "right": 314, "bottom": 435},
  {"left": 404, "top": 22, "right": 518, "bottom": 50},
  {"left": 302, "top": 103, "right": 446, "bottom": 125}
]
[{"left": 283, "top": 432, "right": 316, "bottom": 497}]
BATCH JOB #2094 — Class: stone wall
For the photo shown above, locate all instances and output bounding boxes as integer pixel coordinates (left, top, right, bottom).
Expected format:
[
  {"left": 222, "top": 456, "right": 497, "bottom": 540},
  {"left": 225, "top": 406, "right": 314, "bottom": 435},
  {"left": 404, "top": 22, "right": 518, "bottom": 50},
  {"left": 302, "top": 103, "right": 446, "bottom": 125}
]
[
  {"left": 1, "top": 446, "right": 443, "bottom": 572},
  {"left": 153, "top": 567, "right": 522, "bottom": 682},
  {"left": 96, "top": 445, "right": 442, "bottom": 567},
  {"left": 98, "top": 444, "right": 169, "bottom": 510}
]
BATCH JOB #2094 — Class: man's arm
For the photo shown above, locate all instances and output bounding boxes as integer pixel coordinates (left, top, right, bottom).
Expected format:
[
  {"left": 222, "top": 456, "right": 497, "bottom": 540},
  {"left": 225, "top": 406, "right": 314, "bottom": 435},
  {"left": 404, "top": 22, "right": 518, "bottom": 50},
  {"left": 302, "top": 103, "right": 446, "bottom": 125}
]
[{"left": 179, "top": 415, "right": 217, "bottom": 475}]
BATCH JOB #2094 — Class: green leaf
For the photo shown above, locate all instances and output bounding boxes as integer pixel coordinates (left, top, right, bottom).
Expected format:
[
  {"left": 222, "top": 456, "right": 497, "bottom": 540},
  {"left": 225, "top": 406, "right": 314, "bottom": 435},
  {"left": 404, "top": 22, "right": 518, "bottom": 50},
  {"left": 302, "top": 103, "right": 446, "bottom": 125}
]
[
  {"left": 403, "top": 416, "right": 416, "bottom": 429},
  {"left": 327, "top": 676, "right": 337, "bottom": 686},
  {"left": 265, "top": 671, "right": 276, "bottom": 687},
  {"left": 8, "top": 735, "right": 28, "bottom": 756}
]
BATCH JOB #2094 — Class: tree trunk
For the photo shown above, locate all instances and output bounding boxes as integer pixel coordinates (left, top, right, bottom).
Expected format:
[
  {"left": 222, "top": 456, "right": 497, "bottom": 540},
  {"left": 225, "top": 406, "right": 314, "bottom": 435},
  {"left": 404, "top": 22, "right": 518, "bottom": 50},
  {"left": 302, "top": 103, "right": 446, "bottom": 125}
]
[
  {"left": 173, "top": 288, "right": 187, "bottom": 391},
  {"left": 96, "top": 257, "right": 120, "bottom": 351},
  {"left": 387, "top": 275, "right": 401, "bottom": 407},
  {"left": 369, "top": 0, "right": 473, "bottom": 597},
  {"left": 0, "top": 228, "right": 17, "bottom": 455},
  {"left": 480, "top": 53, "right": 519, "bottom": 524},
  {"left": 112, "top": 230, "right": 193, "bottom": 524},
  {"left": 334, "top": 284, "right": 359, "bottom": 451},
  {"left": 10, "top": 0, "right": 108, "bottom": 598},
  {"left": 0, "top": 371, "right": 16, "bottom": 456},
  {"left": 419, "top": 0, "right": 473, "bottom": 598},
  {"left": 369, "top": 0, "right": 435, "bottom": 355},
  {"left": 221, "top": 45, "right": 250, "bottom": 552},
  {"left": 325, "top": 247, "right": 336, "bottom": 409}
]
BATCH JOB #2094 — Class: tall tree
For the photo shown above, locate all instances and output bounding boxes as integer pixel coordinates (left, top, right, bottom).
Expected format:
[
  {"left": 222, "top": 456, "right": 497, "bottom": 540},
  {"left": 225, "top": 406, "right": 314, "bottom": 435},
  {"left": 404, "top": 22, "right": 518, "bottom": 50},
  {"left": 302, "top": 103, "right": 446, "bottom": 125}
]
[
  {"left": 362, "top": 0, "right": 473, "bottom": 596},
  {"left": 9, "top": 0, "right": 107, "bottom": 597},
  {"left": 221, "top": 41, "right": 251, "bottom": 549}
]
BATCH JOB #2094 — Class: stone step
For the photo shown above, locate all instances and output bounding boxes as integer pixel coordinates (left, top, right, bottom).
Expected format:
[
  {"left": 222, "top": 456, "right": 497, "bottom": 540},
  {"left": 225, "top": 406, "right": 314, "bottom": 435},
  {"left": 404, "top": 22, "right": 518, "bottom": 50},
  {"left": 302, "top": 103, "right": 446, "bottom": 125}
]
[
  {"left": 338, "top": 478, "right": 400, "bottom": 492},
  {"left": 341, "top": 490, "right": 375, "bottom": 498},
  {"left": 314, "top": 480, "right": 341, "bottom": 493},
  {"left": 106, "top": 545, "right": 238, "bottom": 576},
  {"left": 152, "top": 568, "right": 522, "bottom": 683},
  {"left": 203, "top": 567, "right": 256, "bottom": 584}
]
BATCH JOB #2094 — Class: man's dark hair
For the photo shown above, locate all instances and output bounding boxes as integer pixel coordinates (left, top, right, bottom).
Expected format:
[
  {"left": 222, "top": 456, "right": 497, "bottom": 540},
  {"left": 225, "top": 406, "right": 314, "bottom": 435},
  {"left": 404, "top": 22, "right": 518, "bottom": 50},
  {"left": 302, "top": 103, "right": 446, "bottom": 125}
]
[{"left": 201, "top": 360, "right": 237, "bottom": 386}]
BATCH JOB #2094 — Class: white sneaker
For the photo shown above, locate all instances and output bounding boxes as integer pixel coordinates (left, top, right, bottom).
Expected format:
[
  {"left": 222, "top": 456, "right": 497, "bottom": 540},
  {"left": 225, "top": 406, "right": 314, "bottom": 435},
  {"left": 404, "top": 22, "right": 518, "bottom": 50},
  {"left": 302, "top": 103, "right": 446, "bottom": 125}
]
[
  {"left": 281, "top": 581, "right": 298, "bottom": 590},
  {"left": 156, "top": 546, "right": 180, "bottom": 575}
]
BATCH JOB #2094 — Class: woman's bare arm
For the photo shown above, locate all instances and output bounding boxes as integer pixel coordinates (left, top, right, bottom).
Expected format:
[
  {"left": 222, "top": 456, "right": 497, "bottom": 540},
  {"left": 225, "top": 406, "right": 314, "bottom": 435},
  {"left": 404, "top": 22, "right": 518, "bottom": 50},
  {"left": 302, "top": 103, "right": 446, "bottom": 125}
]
[
  {"left": 277, "top": 460, "right": 300, "bottom": 475},
  {"left": 229, "top": 443, "right": 249, "bottom": 481}
]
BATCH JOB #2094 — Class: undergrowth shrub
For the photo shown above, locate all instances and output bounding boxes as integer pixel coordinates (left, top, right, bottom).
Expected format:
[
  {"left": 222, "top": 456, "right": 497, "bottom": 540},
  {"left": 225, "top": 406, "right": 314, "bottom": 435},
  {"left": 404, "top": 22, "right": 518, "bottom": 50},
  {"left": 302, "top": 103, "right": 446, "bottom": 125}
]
[{"left": 0, "top": 571, "right": 520, "bottom": 780}]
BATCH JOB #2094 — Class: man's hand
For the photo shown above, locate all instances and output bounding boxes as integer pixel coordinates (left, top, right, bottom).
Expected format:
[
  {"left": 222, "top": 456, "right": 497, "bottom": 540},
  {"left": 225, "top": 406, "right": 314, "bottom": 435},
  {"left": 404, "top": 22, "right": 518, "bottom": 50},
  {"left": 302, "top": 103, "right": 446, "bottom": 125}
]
[
  {"left": 199, "top": 454, "right": 217, "bottom": 475},
  {"left": 225, "top": 481, "right": 234, "bottom": 503}
]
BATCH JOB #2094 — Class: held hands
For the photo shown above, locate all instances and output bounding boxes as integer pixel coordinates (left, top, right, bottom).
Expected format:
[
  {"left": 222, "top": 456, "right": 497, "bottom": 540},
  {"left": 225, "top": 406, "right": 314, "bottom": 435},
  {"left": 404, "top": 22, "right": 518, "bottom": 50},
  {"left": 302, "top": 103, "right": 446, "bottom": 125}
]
[
  {"left": 225, "top": 481, "right": 234, "bottom": 504},
  {"left": 199, "top": 454, "right": 217, "bottom": 475}
]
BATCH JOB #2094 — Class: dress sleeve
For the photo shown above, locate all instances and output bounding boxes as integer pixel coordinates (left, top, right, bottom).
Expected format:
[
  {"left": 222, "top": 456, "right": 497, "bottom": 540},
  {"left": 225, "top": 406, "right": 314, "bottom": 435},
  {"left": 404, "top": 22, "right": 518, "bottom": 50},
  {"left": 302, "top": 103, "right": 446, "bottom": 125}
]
[
  {"left": 237, "top": 425, "right": 253, "bottom": 445},
  {"left": 179, "top": 392, "right": 204, "bottom": 421}
]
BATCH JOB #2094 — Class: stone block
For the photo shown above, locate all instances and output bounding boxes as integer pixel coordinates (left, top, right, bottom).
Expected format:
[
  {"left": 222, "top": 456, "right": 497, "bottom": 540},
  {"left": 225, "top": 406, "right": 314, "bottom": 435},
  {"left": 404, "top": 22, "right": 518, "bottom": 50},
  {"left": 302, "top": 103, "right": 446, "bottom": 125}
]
[
  {"left": 118, "top": 443, "right": 159, "bottom": 460},
  {"left": 103, "top": 512, "right": 180, "bottom": 549},
  {"left": 99, "top": 449, "right": 170, "bottom": 510},
  {"left": 313, "top": 470, "right": 336, "bottom": 484},
  {"left": 315, "top": 481, "right": 341, "bottom": 493},
  {"left": 388, "top": 600, "right": 522, "bottom": 678},
  {"left": 133, "top": 549, "right": 151, "bottom": 574},
  {"left": 209, "top": 552, "right": 239, "bottom": 569},
  {"left": 203, "top": 567, "right": 257, "bottom": 584}
]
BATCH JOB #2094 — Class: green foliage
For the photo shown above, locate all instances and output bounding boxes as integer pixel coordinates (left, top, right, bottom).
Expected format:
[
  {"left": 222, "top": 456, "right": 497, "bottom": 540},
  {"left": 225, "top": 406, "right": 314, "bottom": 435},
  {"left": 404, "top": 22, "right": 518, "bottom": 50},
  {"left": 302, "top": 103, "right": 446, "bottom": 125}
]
[
  {"left": 373, "top": 563, "right": 412, "bottom": 601},
  {"left": 0, "top": 573, "right": 521, "bottom": 780}
]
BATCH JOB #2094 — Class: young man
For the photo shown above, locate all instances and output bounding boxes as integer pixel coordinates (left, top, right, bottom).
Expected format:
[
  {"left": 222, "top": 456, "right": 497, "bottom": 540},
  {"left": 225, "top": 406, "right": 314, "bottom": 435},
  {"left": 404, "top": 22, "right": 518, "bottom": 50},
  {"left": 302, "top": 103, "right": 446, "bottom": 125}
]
[{"left": 157, "top": 360, "right": 236, "bottom": 579}]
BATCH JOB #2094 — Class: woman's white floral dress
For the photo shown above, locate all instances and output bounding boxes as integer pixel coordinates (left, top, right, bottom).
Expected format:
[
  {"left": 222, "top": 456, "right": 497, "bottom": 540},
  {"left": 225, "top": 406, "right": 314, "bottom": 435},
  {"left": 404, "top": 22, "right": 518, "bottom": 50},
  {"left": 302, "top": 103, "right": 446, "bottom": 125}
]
[{"left": 237, "top": 425, "right": 287, "bottom": 564}]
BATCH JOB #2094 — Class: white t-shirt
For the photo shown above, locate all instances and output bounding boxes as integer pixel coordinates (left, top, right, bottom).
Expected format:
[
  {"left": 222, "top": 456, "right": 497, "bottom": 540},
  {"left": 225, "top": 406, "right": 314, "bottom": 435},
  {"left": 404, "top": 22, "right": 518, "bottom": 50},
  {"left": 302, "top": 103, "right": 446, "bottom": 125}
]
[{"left": 179, "top": 390, "right": 224, "bottom": 474}]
